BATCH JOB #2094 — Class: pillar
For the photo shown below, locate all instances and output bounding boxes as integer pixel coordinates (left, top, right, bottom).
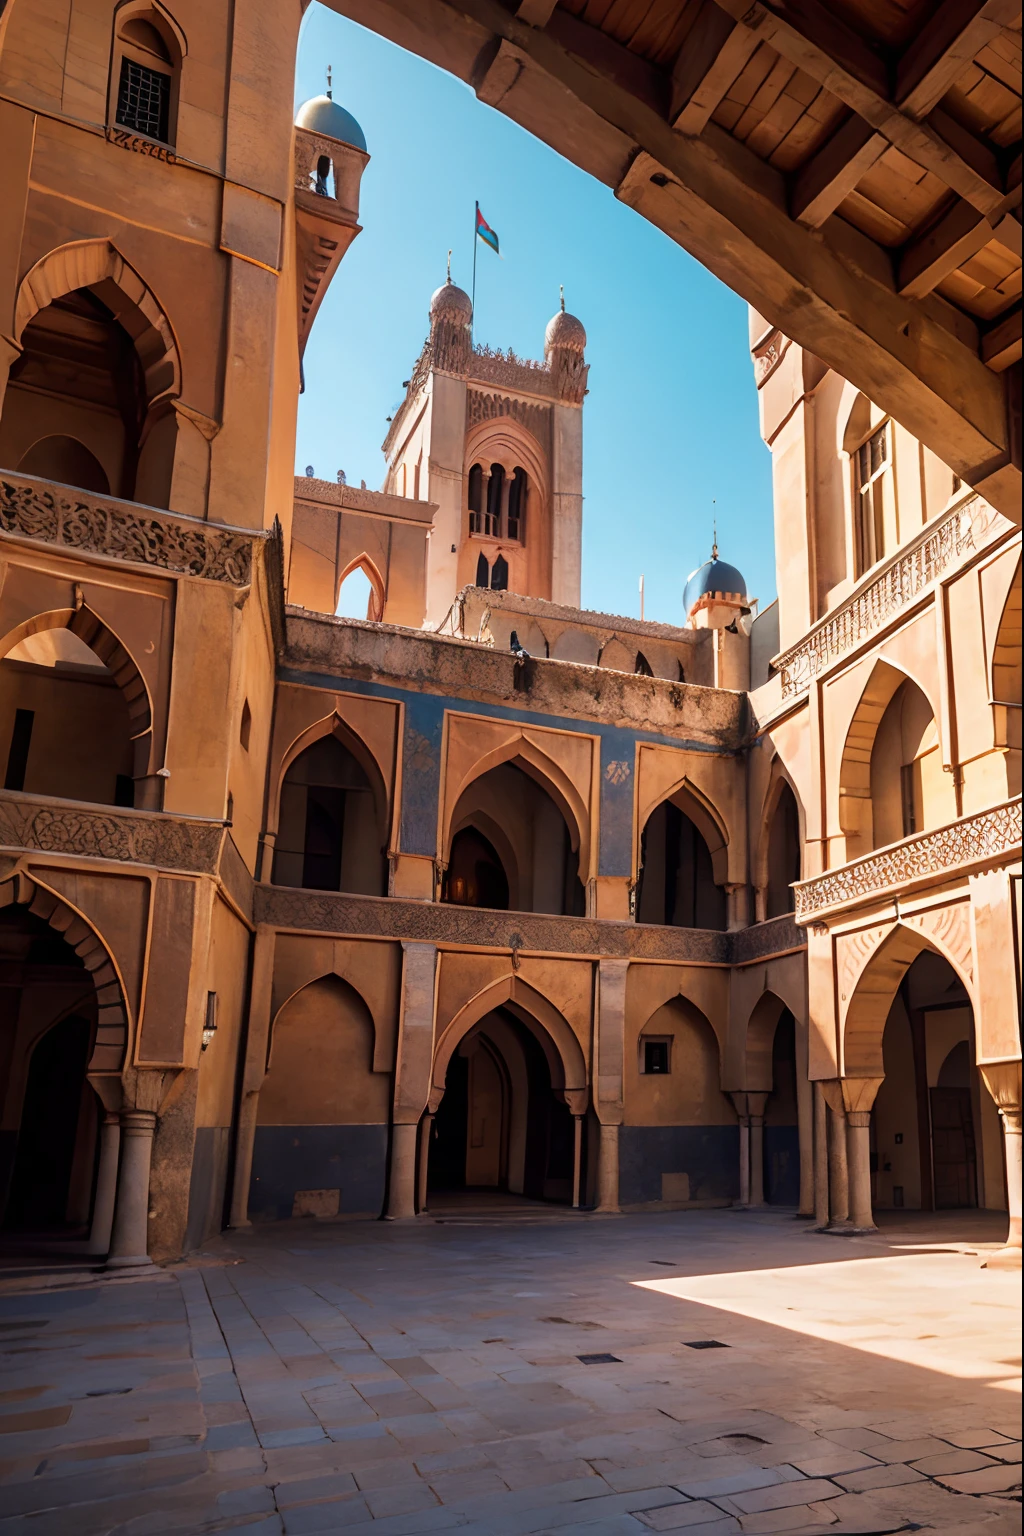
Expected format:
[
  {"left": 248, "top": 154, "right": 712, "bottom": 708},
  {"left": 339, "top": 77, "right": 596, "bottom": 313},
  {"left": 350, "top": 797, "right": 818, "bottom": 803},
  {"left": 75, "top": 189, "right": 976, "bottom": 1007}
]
[
  {"left": 796, "top": 1024, "right": 815, "bottom": 1217},
  {"left": 387, "top": 1123, "right": 418, "bottom": 1221},
  {"left": 106, "top": 1111, "right": 156, "bottom": 1268},
  {"left": 749, "top": 1114, "right": 765, "bottom": 1208},
  {"left": 813, "top": 1083, "right": 829, "bottom": 1228},
  {"left": 737, "top": 1116, "right": 751, "bottom": 1206},
  {"left": 416, "top": 1114, "right": 433, "bottom": 1214},
  {"left": 826, "top": 1104, "right": 850, "bottom": 1228},
  {"left": 572, "top": 1116, "right": 584, "bottom": 1209},
  {"left": 979, "top": 1063, "right": 1023, "bottom": 1260},
  {"left": 87, "top": 1113, "right": 121, "bottom": 1256},
  {"left": 228, "top": 1088, "right": 260, "bottom": 1228},
  {"left": 596, "top": 1124, "right": 619, "bottom": 1212},
  {"left": 846, "top": 1112, "right": 876, "bottom": 1231},
  {"left": 726, "top": 884, "right": 751, "bottom": 931}
]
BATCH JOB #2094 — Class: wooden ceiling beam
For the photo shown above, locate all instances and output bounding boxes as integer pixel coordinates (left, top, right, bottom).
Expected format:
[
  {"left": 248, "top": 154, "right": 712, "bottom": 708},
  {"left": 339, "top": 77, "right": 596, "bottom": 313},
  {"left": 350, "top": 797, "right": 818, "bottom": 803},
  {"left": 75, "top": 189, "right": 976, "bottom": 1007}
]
[
  {"left": 669, "top": 1, "right": 762, "bottom": 135},
  {"left": 515, "top": 0, "right": 558, "bottom": 24},
  {"left": 326, "top": 0, "right": 1018, "bottom": 516},
  {"left": 712, "top": 0, "right": 1006, "bottom": 214},
  {"left": 895, "top": 0, "right": 1021, "bottom": 120},
  {"left": 791, "top": 114, "right": 889, "bottom": 228},
  {"left": 981, "top": 307, "right": 1022, "bottom": 371},
  {"left": 897, "top": 201, "right": 1015, "bottom": 297}
]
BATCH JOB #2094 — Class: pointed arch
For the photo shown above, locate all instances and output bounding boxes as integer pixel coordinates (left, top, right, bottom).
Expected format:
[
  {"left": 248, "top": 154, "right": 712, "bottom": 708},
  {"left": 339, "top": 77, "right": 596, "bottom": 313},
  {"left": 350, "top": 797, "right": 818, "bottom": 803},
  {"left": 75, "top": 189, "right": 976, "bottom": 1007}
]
[
  {"left": 636, "top": 773, "right": 728, "bottom": 886},
  {"left": 271, "top": 708, "right": 390, "bottom": 839},
  {"left": 837, "top": 656, "right": 942, "bottom": 860},
  {"left": 754, "top": 763, "right": 803, "bottom": 920},
  {"left": 336, "top": 553, "right": 385, "bottom": 622},
  {"left": 990, "top": 555, "right": 1021, "bottom": 760},
  {"left": 0, "top": 603, "right": 153, "bottom": 777},
  {"left": 442, "top": 732, "right": 590, "bottom": 882},
  {"left": 430, "top": 974, "right": 587, "bottom": 1115},
  {"left": 744, "top": 991, "right": 788, "bottom": 1092},
  {"left": 15, "top": 239, "right": 181, "bottom": 405},
  {"left": 266, "top": 969, "right": 376, "bottom": 1071},
  {"left": 843, "top": 921, "right": 975, "bottom": 1077},
  {"left": 0, "top": 872, "right": 130, "bottom": 1078}
]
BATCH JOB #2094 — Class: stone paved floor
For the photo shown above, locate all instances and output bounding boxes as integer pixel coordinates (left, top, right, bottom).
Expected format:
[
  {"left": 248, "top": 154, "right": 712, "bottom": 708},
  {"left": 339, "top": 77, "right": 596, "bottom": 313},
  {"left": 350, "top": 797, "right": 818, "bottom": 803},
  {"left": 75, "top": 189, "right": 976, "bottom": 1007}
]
[{"left": 0, "top": 1207, "right": 1019, "bottom": 1535}]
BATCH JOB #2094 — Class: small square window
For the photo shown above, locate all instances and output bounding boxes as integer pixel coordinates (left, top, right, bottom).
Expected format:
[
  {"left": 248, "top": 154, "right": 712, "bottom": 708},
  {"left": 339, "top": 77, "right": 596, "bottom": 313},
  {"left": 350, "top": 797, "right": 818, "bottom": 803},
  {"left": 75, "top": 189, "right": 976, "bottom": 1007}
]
[{"left": 643, "top": 1039, "right": 670, "bottom": 1075}]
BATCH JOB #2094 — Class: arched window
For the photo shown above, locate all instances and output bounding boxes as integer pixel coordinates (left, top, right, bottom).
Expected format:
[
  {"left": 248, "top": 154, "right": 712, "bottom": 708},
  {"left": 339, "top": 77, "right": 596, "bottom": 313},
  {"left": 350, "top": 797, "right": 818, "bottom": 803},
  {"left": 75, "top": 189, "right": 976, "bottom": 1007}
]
[
  {"left": 869, "top": 678, "right": 953, "bottom": 847},
  {"left": 110, "top": 10, "right": 181, "bottom": 147},
  {"left": 468, "top": 463, "right": 483, "bottom": 534},
  {"left": 491, "top": 554, "right": 508, "bottom": 591},
  {"left": 1, "top": 626, "right": 136, "bottom": 806},
  {"left": 475, "top": 553, "right": 490, "bottom": 588},
  {"left": 17, "top": 436, "right": 109, "bottom": 494},
  {"left": 272, "top": 734, "right": 387, "bottom": 895},
  {"left": 314, "top": 154, "right": 333, "bottom": 196},
  {"left": 636, "top": 799, "right": 726, "bottom": 930},
  {"left": 765, "top": 781, "right": 800, "bottom": 917},
  {"left": 507, "top": 467, "right": 527, "bottom": 543},
  {"left": 635, "top": 652, "right": 653, "bottom": 677},
  {"left": 485, "top": 463, "right": 503, "bottom": 538},
  {"left": 844, "top": 397, "right": 892, "bottom": 577}
]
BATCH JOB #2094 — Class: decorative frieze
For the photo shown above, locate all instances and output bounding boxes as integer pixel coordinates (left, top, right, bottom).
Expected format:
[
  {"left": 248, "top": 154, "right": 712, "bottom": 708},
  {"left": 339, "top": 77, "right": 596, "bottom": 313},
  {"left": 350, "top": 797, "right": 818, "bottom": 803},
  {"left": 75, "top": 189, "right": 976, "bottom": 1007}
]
[
  {"left": 774, "top": 497, "right": 989, "bottom": 699},
  {"left": 0, "top": 472, "right": 258, "bottom": 584},
  {"left": 794, "top": 798, "right": 1022, "bottom": 921},
  {"left": 0, "top": 791, "right": 225, "bottom": 874},
  {"left": 466, "top": 389, "right": 553, "bottom": 452},
  {"left": 468, "top": 344, "right": 558, "bottom": 399}
]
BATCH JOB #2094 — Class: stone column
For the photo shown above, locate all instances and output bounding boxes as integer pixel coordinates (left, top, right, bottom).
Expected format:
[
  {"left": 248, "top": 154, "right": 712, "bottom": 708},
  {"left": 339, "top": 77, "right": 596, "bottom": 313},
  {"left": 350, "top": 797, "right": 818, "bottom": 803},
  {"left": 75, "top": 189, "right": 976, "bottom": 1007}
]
[
  {"left": 845, "top": 1112, "right": 876, "bottom": 1231},
  {"left": 979, "top": 1062, "right": 1022, "bottom": 1260},
  {"left": 387, "top": 943, "right": 438, "bottom": 1219},
  {"left": 87, "top": 1114, "right": 121, "bottom": 1256},
  {"left": 796, "top": 1023, "right": 815, "bottom": 1217},
  {"left": 841, "top": 1078, "right": 882, "bottom": 1233},
  {"left": 730, "top": 1092, "right": 750, "bottom": 1206},
  {"left": 813, "top": 1083, "right": 829, "bottom": 1228},
  {"left": 572, "top": 1116, "right": 584, "bottom": 1209},
  {"left": 416, "top": 1114, "right": 433, "bottom": 1214},
  {"left": 228, "top": 925, "right": 276, "bottom": 1228},
  {"left": 596, "top": 1123, "right": 619, "bottom": 1213},
  {"left": 725, "top": 884, "right": 751, "bottom": 932},
  {"left": 106, "top": 1111, "right": 156, "bottom": 1268},
  {"left": 749, "top": 1114, "right": 765, "bottom": 1208},
  {"left": 595, "top": 959, "right": 627, "bottom": 1213},
  {"left": 826, "top": 1103, "right": 850, "bottom": 1228}
]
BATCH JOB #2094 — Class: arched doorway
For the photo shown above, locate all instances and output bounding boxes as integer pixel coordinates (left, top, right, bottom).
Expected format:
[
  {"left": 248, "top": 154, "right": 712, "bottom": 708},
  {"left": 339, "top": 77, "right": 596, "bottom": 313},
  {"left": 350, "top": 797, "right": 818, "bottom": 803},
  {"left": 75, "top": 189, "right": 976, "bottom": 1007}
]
[
  {"left": 0, "top": 907, "right": 100, "bottom": 1237},
  {"left": 635, "top": 792, "right": 726, "bottom": 930},
  {"left": 444, "top": 758, "right": 585, "bottom": 916},
  {"left": 871, "top": 950, "right": 998, "bottom": 1216},
  {"left": 765, "top": 782, "right": 800, "bottom": 918},
  {"left": 428, "top": 1008, "right": 576, "bottom": 1206},
  {"left": 272, "top": 731, "right": 388, "bottom": 895}
]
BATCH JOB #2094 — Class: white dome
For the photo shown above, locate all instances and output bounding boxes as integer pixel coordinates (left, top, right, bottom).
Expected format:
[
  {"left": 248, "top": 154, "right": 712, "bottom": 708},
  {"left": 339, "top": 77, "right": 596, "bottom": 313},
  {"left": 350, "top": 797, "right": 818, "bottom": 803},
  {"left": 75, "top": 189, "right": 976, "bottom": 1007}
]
[{"left": 294, "top": 95, "right": 366, "bottom": 151}]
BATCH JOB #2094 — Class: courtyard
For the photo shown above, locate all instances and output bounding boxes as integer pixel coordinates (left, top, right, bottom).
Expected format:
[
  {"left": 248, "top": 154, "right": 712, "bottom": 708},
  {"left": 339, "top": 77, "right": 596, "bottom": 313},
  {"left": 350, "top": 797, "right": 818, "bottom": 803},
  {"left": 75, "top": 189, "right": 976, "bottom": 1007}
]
[{"left": 0, "top": 1207, "right": 1019, "bottom": 1535}]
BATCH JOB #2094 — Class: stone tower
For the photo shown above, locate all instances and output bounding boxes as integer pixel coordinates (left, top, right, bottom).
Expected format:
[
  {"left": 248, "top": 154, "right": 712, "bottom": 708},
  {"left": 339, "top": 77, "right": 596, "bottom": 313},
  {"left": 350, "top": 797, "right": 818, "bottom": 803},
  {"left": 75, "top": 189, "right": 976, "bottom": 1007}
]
[{"left": 383, "top": 283, "right": 587, "bottom": 627}]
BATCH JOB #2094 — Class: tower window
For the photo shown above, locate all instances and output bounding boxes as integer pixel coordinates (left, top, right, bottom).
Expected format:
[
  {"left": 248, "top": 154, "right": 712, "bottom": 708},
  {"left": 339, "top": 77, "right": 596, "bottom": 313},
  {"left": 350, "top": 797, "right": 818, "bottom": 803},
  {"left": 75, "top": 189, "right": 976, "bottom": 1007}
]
[
  {"left": 115, "top": 57, "right": 170, "bottom": 141},
  {"left": 475, "top": 553, "right": 489, "bottom": 587},
  {"left": 491, "top": 555, "right": 508, "bottom": 591},
  {"left": 507, "top": 467, "right": 527, "bottom": 543}
]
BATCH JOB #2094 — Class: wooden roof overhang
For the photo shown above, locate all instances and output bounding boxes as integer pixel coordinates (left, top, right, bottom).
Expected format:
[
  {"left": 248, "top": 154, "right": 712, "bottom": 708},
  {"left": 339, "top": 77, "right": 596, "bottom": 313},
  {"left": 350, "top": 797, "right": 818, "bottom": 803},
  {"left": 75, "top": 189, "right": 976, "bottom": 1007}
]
[{"left": 330, "top": 0, "right": 1022, "bottom": 521}]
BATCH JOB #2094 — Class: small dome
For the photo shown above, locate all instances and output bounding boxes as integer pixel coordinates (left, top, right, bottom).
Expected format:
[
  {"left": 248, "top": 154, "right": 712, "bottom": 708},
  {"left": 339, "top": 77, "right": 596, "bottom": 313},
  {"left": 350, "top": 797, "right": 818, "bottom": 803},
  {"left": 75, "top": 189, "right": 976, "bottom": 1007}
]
[
  {"left": 684, "top": 555, "right": 748, "bottom": 616},
  {"left": 545, "top": 308, "right": 586, "bottom": 353},
  {"left": 294, "top": 94, "right": 366, "bottom": 151},
  {"left": 430, "top": 282, "right": 473, "bottom": 324}
]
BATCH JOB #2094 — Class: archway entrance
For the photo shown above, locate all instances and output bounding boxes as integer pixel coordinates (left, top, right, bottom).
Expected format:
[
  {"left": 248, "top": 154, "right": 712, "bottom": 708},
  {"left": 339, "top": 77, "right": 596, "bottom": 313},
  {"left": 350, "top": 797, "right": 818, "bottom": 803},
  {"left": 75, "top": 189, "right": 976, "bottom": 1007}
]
[
  {"left": 428, "top": 1009, "right": 576, "bottom": 1207},
  {"left": 0, "top": 907, "right": 99, "bottom": 1238},
  {"left": 871, "top": 951, "right": 1001, "bottom": 1217}
]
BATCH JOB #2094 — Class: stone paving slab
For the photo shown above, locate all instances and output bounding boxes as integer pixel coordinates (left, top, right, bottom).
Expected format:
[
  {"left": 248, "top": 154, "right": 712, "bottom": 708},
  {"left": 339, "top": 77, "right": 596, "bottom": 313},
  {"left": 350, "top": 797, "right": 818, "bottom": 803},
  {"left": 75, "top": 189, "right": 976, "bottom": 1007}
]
[{"left": 0, "top": 1209, "right": 1018, "bottom": 1533}]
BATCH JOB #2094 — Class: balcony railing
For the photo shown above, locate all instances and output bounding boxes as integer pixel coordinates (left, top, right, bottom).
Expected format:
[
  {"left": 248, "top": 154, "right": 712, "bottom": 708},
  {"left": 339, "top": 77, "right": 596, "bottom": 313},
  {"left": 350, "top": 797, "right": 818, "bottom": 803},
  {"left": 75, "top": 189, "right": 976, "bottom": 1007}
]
[
  {"left": 773, "top": 496, "right": 992, "bottom": 701},
  {"left": 0, "top": 471, "right": 260, "bottom": 585},
  {"left": 255, "top": 886, "right": 806, "bottom": 964},
  {"left": 0, "top": 789, "right": 226, "bottom": 874},
  {"left": 793, "top": 797, "right": 1022, "bottom": 922}
]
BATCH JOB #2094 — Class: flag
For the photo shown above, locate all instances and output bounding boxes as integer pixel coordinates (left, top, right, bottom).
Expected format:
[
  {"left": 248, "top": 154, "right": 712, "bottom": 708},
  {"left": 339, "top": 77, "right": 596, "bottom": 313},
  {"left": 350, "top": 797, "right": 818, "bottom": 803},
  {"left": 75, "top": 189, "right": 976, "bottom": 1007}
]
[{"left": 476, "top": 206, "right": 500, "bottom": 257}]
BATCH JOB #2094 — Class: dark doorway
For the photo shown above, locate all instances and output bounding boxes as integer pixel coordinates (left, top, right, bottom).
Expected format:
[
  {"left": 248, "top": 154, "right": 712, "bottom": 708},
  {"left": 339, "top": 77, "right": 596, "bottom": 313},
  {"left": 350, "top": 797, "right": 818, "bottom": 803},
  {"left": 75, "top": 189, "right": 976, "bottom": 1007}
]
[
  {"left": 427, "top": 1011, "right": 574, "bottom": 1204},
  {"left": 4, "top": 1015, "right": 93, "bottom": 1231},
  {"left": 636, "top": 799, "right": 726, "bottom": 929},
  {"left": 931, "top": 1042, "right": 978, "bottom": 1209},
  {"left": 764, "top": 1010, "right": 799, "bottom": 1205},
  {"left": 272, "top": 734, "right": 387, "bottom": 895},
  {"left": 442, "top": 827, "right": 509, "bottom": 909}
]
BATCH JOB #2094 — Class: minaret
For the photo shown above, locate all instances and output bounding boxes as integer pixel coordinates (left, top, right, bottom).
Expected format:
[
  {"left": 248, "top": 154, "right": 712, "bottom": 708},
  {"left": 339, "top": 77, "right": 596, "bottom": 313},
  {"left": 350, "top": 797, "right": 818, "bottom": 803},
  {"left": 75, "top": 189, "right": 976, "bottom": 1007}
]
[{"left": 382, "top": 281, "right": 587, "bottom": 625}]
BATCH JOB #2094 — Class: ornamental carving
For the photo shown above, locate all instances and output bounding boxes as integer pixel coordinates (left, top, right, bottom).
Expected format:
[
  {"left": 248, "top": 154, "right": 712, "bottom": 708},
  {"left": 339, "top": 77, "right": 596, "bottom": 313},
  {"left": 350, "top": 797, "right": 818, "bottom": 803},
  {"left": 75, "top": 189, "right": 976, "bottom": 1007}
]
[
  {"left": 0, "top": 792, "right": 224, "bottom": 874},
  {"left": 468, "top": 345, "right": 559, "bottom": 400},
  {"left": 466, "top": 390, "right": 552, "bottom": 452},
  {"left": 105, "top": 126, "right": 177, "bottom": 164},
  {"left": 774, "top": 498, "right": 991, "bottom": 699},
  {"left": 794, "top": 798, "right": 1022, "bottom": 921},
  {"left": 254, "top": 886, "right": 803, "bottom": 965},
  {"left": 0, "top": 473, "right": 257, "bottom": 585}
]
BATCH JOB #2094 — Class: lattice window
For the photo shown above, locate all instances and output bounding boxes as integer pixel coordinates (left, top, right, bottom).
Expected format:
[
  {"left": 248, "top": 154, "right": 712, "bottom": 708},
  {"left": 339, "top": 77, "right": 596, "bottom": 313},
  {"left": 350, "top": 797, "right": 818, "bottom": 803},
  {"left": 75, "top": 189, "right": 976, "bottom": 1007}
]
[
  {"left": 116, "top": 57, "right": 170, "bottom": 141},
  {"left": 854, "top": 422, "right": 890, "bottom": 575}
]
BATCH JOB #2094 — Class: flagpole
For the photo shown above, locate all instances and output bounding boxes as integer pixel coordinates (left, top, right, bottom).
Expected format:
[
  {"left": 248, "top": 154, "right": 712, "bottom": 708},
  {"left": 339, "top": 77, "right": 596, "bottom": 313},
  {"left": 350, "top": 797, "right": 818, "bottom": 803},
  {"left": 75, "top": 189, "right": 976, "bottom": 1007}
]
[{"left": 471, "top": 199, "right": 478, "bottom": 339}]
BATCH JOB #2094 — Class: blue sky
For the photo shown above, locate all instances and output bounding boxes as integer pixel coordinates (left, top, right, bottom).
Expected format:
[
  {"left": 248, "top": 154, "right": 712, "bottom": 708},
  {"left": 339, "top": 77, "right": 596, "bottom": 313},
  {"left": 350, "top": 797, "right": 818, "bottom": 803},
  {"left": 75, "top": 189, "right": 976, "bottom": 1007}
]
[{"left": 294, "top": 7, "right": 776, "bottom": 625}]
